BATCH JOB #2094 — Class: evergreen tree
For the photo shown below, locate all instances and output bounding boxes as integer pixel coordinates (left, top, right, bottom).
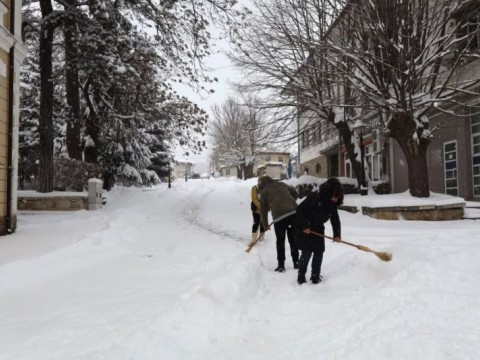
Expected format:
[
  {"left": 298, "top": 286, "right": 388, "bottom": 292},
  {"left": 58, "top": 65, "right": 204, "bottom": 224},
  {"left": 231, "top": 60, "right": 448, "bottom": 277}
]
[
  {"left": 19, "top": 42, "right": 40, "bottom": 190},
  {"left": 21, "top": 0, "right": 246, "bottom": 190}
]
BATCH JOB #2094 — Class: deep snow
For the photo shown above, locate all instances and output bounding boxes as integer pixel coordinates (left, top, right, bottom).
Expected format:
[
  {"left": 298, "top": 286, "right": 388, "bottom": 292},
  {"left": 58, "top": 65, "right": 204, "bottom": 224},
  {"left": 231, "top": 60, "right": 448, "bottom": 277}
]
[{"left": 1, "top": 177, "right": 479, "bottom": 360}]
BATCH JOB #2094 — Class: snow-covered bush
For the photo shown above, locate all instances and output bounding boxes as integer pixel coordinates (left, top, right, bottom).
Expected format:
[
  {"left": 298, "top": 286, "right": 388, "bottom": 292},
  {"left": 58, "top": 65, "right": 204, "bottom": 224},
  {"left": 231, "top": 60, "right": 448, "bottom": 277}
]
[
  {"left": 54, "top": 158, "right": 102, "bottom": 191},
  {"left": 115, "top": 164, "right": 143, "bottom": 187},
  {"left": 139, "top": 169, "right": 161, "bottom": 187},
  {"left": 372, "top": 181, "right": 391, "bottom": 195}
]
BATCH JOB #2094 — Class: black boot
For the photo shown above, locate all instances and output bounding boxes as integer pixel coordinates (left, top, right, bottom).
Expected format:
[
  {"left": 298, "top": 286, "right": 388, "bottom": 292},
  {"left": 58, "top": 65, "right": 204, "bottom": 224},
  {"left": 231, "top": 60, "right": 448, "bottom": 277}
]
[
  {"left": 275, "top": 261, "right": 286, "bottom": 272},
  {"left": 297, "top": 273, "right": 306, "bottom": 285},
  {"left": 293, "top": 260, "right": 299, "bottom": 269},
  {"left": 310, "top": 274, "right": 323, "bottom": 284}
]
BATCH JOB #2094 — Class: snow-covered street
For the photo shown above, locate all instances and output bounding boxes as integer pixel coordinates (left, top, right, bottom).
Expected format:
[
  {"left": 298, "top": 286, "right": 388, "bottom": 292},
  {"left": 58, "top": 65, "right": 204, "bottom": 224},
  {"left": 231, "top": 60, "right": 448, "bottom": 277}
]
[{"left": 1, "top": 178, "right": 479, "bottom": 360}]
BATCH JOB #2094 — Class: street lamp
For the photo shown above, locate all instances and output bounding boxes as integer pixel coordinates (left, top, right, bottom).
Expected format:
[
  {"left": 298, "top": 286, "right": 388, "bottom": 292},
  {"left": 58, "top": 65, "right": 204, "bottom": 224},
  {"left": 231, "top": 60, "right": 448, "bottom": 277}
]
[{"left": 353, "top": 121, "right": 368, "bottom": 195}]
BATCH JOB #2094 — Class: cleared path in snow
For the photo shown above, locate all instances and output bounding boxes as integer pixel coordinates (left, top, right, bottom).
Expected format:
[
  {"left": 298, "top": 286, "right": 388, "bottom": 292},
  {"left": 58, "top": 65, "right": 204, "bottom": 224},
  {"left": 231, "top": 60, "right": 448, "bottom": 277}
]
[{"left": 0, "top": 179, "right": 478, "bottom": 360}]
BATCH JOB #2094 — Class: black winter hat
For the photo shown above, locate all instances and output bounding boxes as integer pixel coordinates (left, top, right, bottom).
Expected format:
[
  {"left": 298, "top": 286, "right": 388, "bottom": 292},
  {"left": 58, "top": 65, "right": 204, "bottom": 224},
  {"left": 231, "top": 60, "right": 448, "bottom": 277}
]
[{"left": 320, "top": 177, "right": 344, "bottom": 205}]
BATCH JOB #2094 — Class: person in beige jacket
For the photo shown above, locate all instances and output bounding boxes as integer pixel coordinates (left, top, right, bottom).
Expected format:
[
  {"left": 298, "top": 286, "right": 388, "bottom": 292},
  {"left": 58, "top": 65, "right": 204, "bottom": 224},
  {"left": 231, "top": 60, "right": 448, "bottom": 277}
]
[
  {"left": 258, "top": 175, "right": 299, "bottom": 272},
  {"left": 250, "top": 184, "right": 264, "bottom": 242}
]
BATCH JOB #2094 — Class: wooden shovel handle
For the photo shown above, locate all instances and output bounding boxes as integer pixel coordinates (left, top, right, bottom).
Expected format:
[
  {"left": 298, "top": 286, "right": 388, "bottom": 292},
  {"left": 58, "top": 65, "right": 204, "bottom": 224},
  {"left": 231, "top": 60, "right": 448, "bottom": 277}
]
[
  {"left": 309, "top": 230, "right": 359, "bottom": 249},
  {"left": 308, "top": 230, "right": 392, "bottom": 262},
  {"left": 245, "top": 221, "right": 274, "bottom": 253}
]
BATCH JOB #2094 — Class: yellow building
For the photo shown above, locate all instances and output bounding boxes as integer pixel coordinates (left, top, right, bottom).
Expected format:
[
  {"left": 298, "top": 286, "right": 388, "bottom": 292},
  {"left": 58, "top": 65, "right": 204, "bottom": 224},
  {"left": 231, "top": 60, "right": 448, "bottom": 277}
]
[
  {"left": 0, "top": 1, "right": 27, "bottom": 234},
  {"left": 173, "top": 160, "right": 195, "bottom": 180},
  {"left": 254, "top": 151, "right": 290, "bottom": 180}
]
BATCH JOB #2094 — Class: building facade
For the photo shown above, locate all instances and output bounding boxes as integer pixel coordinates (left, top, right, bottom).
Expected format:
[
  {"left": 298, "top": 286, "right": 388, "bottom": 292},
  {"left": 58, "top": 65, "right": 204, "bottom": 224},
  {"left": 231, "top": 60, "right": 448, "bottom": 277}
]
[
  {"left": 173, "top": 160, "right": 194, "bottom": 180},
  {"left": 0, "top": 1, "right": 27, "bottom": 234},
  {"left": 297, "top": 111, "right": 340, "bottom": 178},
  {"left": 388, "top": 105, "right": 479, "bottom": 199},
  {"left": 254, "top": 151, "right": 290, "bottom": 179},
  {"left": 217, "top": 164, "right": 239, "bottom": 178},
  {"left": 296, "top": 0, "right": 480, "bottom": 201}
]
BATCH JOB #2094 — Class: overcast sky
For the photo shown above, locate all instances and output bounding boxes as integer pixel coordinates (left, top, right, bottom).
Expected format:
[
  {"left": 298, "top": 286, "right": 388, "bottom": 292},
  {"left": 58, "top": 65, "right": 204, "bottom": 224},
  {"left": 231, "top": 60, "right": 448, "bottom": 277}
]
[
  {"left": 174, "top": 36, "right": 242, "bottom": 174},
  {"left": 137, "top": 17, "right": 241, "bottom": 174}
]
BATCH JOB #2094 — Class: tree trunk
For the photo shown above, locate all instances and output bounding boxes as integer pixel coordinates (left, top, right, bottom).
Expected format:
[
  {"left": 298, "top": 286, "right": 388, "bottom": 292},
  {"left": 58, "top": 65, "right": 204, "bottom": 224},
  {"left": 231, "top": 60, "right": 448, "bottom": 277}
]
[
  {"left": 394, "top": 136, "right": 430, "bottom": 197},
  {"left": 38, "top": 0, "right": 55, "bottom": 192},
  {"left": 83, "top": 79, "right": 99, "bottom": 163},
  {"left": 390, "top": 114, "right": 430, "bottom": 198},
  {"left": 243, "top": 163, "right": 254, "bottom": 179},
  {"left": 64, "top": 6, "right": 82, "bottom": 160},
  {"left": 237, "top": 165, "right": 243, "bottom": 179},
  {"left": 84, "top": 114, "right": 99, "bottom": 163},
  {"left": 336, "top": 120, "right": 366, "bottom": 190}
]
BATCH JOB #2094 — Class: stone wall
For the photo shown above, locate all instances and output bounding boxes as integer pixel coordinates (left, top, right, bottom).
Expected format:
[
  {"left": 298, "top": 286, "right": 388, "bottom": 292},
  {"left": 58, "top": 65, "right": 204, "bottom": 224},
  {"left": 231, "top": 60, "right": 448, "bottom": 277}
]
[
  {"left": 361, "top": 204, "right": 464, "bottom": 221},
  {"left": 302, "top": 156, "right": 328, "bottom": 177},
  {"left": 18, "top": 196, "right": 88, "bottom": 211}
]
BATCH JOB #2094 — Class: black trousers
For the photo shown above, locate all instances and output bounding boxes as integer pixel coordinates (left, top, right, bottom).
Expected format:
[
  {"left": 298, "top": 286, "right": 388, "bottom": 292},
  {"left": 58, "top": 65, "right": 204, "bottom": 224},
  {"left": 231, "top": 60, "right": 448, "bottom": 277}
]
[
  {"left": 298, "top": 248, "right": 324, "bottom": 278},
  {"left": 252, "top": 212, "right": 264, "bottom": 233},
  {"left": 297, "top": 229, "right": 325, "bottom": 277},
  {"left": 274, "top": 214, "right": 299, "bottom": 264}
]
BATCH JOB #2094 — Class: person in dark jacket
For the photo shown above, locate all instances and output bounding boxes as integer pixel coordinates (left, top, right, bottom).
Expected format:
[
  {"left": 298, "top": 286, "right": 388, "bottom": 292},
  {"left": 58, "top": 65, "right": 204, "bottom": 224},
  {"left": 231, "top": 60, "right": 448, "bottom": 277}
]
[
  {"left": 296, "top": 177, "right": 343, "bottom": 284},
  {"left": 258, "top": 175, "right": 299, "bottom": 272}
]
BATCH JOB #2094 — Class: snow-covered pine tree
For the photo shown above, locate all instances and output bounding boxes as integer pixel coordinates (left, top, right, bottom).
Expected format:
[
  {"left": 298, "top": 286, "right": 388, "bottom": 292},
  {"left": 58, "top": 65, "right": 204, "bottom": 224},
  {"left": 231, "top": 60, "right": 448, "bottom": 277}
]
[
  {"left": 21, "top": 0, "right": 247, "bottom": 190},
  {"left": 19, "top": 40, "right": 40, "bottom": 190}
]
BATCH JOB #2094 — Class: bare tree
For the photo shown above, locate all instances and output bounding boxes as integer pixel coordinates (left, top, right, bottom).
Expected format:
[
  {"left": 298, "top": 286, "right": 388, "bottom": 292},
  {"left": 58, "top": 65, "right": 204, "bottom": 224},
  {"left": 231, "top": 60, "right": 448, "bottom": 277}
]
[
  {"left": 231, "top": 0, "right": 480, "bottom": 197},
  {"left": 229, "top": 0, "right": 370, "bottom": 188},
  {"left": 322, "top": 0, "right": 480, "bottom": 197},
  {"left": 209, "top": 96, "right": 271, "bottom": 179}
]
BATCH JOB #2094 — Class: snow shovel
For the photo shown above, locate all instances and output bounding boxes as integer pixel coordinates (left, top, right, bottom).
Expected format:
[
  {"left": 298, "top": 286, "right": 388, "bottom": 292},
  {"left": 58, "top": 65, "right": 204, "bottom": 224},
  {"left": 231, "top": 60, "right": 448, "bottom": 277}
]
[
  {"left": 245, "top": 222, "right": 273, "bottom": 253},
  {"left": 309, "top": 230, "right": 392, "bottom": 262}
]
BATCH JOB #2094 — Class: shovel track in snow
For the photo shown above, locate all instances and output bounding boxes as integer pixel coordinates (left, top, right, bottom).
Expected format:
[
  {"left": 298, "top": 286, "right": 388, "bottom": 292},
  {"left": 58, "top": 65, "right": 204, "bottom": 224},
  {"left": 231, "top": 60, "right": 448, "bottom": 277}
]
[{"left": 179, "top": 187, "right": 245, "bottom": 243}]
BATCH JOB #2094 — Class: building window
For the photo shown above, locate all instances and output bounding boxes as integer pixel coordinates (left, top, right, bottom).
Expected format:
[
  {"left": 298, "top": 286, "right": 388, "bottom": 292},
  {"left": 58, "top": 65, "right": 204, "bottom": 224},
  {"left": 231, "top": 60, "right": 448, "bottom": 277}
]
[
  {"left": 444, "top": 141, "right": 458, "bottom": 196},
  {"left": 0, "top": 3, "right": 7, "bottom": 28},
  {"left": 344, "top": 154, "right": 353, "bottom": 179},
  {"left": 365, "top": 144, "right": 382, "bottom": 181},
  {"left": 345, "top": 147, "right": 382, "bottom": 181},
  {"left": 265, "top": 155, "right": 272, "bottom": 162},
  {"left": 317, "top": 122, "right": 322, "bottom": 144},
  {"left": 472, "top": 114, "right": 480, "bottom": 196},
  {"left": 309, "top": 122, "right": 322, "bottom": 145},
  {"left": 301, "top": 129, "right": 310, "bottom": 148},
  {"left": 459, "top": 15, "right": 480, "bottom": 51},
  {"left": 453, "top": 3, "right": 480, "bottom": 52},
  {"left": 329, "top": 154, "right": 338, "bottom": 177},
  {"left": 277, "top": 156, "right": 283, "bottom": 163}
]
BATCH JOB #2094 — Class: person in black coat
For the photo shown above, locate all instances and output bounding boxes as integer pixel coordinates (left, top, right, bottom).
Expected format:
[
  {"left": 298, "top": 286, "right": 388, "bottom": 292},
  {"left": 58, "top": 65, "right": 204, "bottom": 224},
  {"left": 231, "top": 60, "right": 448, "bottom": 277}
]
[{"left": 296, "top": 177, "right": 344, "bottom": 284}]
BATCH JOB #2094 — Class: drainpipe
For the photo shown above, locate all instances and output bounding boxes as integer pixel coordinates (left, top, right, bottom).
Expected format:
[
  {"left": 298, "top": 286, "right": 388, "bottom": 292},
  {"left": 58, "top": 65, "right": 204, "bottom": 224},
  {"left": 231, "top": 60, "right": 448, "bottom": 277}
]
[
  {"left": 6, "top": 2, "right": 17, "bottom": 234},
  {"left": 297, "top": 106, "right": 301, "bottom": 177},
  {"left": 6, "top": 46, "right": 14, "bottom": 233},
  {"left": 10, "top": 0, "right": 15, "bottom": 33}
]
